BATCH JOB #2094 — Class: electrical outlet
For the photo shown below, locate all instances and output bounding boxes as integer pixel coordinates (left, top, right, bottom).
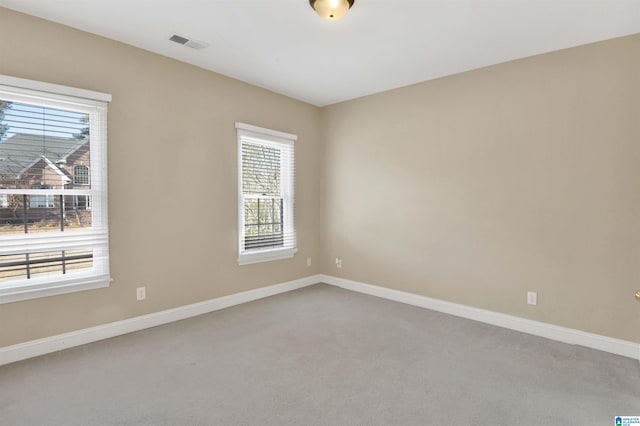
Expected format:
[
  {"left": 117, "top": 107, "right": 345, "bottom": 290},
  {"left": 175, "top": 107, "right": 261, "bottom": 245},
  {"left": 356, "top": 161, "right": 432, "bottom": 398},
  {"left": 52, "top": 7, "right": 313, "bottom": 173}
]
[
  {"left": 335, "top": 257, "right": 342, "bottom": 269},
  {"left": 527, "top": 291, "right": 537, "bottom": 306},
  {"left": 306, "top": 257, "right": 312, "bottom": 267},
  {"left": 136, "top": 286, "right": 146, "bottom": 301}
]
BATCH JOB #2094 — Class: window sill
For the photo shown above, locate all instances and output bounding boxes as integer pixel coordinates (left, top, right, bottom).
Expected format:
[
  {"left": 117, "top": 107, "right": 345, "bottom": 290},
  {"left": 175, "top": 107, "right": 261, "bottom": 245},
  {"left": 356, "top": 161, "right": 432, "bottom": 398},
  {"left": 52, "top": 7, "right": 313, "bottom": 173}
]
[
  {"left": 0, "top": 274, "right": 112, "bottom": 304},
  {"left": 237, "top": 247, "right": 297, "bottom": 266}
]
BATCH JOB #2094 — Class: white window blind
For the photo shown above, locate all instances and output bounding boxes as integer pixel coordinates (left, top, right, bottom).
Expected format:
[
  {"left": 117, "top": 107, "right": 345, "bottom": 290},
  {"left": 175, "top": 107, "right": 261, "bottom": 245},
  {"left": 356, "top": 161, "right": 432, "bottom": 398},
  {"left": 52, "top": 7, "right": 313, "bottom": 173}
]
[
  {"left": 0, "top": 75, "right": 111, "bottom": 303},
  {"left": 236, "top": 123, "right": 296, "bottom": 265}
]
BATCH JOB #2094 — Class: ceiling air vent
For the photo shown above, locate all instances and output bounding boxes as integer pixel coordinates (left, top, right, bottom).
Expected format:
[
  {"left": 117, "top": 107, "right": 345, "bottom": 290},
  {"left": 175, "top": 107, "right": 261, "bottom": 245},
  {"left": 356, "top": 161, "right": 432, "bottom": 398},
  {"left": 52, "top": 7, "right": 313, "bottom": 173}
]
[{"left": 169, "top": 34, "right": 208, "bottom": 50}]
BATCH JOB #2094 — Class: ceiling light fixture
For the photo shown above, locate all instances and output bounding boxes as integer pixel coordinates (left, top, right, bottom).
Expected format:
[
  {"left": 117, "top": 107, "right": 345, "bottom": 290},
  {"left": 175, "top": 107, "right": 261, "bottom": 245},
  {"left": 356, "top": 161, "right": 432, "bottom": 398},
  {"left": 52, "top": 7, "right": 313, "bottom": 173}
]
[{"left": 309, "top": 0, "right": 355, "bottom": 20}]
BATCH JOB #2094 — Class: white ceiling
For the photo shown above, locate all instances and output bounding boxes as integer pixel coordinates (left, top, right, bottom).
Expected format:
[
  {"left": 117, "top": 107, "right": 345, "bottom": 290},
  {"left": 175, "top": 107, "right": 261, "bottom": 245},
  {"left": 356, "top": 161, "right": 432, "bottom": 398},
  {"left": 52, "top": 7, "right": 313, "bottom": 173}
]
[{"left": 1, "top": 0, "right": 639, "bottom": 106}]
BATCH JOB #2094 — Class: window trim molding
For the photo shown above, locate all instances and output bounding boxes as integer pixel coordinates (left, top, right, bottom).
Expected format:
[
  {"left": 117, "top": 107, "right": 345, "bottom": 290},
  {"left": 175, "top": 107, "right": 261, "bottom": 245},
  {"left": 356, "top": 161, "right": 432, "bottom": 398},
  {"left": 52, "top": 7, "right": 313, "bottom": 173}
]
[
  {"left": 235, "top": 122, "right": 297, "bottom": 142},
  {"left": 0, "top": 274, "right": 111, "bottom": 305},
  {"left": 0, "top": 75, "right": 112, "bottom": 103},
  {"left": 0, "top": 75, "right": 111, "bottom": 304},
  {"left": 237, "top": 247, "right": 298, "bottom": 266},
  {"left": 236, "top": 122, "right": 297, "bottom": 265}
]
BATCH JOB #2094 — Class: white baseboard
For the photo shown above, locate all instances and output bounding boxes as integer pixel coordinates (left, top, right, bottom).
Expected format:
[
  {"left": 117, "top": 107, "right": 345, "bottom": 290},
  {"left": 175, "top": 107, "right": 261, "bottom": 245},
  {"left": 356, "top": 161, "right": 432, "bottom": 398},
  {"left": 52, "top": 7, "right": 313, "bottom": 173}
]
[
  {"left": 0, "top": 274, "right": 321, "bottom": 367},
  {"left": 3, "top": 273, "right": 638, "bottom": 366},
  {"left": 320, "top": 275, "right": 640, "bottom": 361}
]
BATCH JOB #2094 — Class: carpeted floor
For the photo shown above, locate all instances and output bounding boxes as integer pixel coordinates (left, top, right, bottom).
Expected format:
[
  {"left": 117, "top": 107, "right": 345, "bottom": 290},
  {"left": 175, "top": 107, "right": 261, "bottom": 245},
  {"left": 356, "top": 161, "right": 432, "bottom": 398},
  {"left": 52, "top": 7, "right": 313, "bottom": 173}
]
[{"left": 1, "top": 283, "right": 638, "bottom": 425}]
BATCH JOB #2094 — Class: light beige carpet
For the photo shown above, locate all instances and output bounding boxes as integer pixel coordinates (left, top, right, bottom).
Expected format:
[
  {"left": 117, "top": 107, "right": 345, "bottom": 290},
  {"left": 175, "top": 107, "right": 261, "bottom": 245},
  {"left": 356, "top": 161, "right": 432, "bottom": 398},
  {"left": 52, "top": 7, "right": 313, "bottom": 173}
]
[{"left": 1, "top": 283, "right": 638, "bottom": 425}]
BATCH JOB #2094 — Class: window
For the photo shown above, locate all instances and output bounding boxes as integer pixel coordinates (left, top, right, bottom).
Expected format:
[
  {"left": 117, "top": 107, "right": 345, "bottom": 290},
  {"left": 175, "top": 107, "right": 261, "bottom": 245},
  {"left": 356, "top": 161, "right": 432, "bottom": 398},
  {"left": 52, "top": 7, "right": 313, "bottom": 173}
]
[
  {"left": 29, "top": 184, "right": 55, "bottom": 208},
  {"left": 73, "top": 195, "right": 91, "bottom": 211},
  {"left": 236, "top": 122, "right": 296, "bottom": 265},
  {"left": 73, "top": 165, "right": 90, "bottom": 185},
  {"left": 0, "top": 194, "right": 7, "bottom": 208},
  {"left": 0, "top": 75, "right": 111, "bottom": 303}
]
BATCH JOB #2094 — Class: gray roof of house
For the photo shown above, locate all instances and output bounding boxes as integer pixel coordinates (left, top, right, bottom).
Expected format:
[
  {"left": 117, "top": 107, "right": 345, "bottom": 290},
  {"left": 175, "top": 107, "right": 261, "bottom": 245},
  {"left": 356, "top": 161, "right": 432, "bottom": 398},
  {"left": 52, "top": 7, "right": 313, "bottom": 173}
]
[{"left": 0, "top": 133, "right": 87, "bottom": 179}]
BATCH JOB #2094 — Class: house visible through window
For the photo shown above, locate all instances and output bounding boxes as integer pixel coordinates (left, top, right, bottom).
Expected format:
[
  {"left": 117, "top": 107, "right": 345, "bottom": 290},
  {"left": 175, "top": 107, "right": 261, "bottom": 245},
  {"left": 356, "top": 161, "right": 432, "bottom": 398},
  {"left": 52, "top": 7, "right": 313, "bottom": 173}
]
[
  {"left": 236, "top": 122, "right": 296, "bottom": 265},
  {"left": 0, "top": 75, "right": 111, "bottom": 304}
]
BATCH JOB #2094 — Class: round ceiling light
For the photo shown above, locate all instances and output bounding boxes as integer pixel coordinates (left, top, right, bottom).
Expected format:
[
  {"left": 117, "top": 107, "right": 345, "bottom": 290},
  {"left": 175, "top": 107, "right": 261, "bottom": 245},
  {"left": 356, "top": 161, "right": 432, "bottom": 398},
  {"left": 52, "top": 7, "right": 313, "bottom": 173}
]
[{"left": 309, "top": 0, "right": 355, "bottom": 20}]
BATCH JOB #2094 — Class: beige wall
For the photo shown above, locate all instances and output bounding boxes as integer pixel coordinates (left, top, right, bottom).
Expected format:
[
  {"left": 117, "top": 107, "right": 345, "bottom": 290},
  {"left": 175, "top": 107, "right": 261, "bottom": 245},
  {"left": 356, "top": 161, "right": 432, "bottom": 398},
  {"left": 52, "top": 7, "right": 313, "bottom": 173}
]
[
  {"left": 1, "top": 6, "right": 638, "bottom": 349},
  {"left": 0, "top": 8, "right": 321, "bottom": 347},
  {"left": 320, "top": 34, "right": 640, "bottom": 343}
]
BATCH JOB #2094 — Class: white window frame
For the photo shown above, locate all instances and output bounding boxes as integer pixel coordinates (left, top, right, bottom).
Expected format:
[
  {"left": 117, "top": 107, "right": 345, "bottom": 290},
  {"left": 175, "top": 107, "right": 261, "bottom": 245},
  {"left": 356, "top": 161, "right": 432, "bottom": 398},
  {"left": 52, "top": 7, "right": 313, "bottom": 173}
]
[
  {"left": 236, "top": 122, "right": 296, "bottom": 265},
  {"left": 0, "top": 75, "right": 111, "bottom": 304}
]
